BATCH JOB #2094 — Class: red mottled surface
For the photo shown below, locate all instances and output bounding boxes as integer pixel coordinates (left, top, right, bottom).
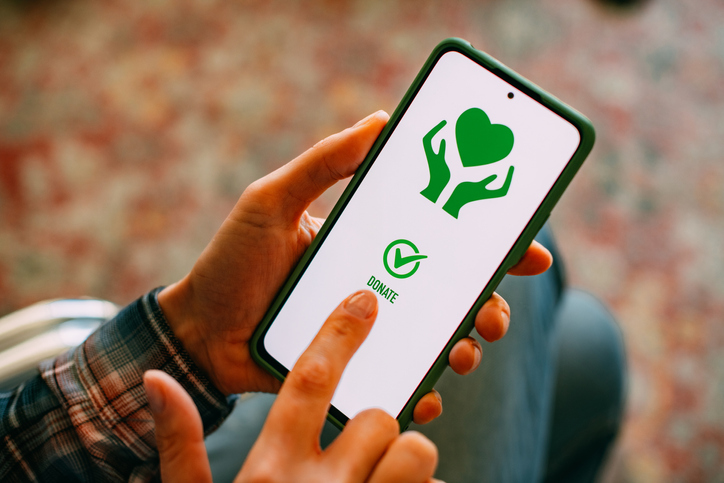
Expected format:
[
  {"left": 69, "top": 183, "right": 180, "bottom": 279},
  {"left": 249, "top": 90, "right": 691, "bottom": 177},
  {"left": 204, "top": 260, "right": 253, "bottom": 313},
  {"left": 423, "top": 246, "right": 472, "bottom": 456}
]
[{"left": 1, "top": 0, "right": 723, "bottom": 480}]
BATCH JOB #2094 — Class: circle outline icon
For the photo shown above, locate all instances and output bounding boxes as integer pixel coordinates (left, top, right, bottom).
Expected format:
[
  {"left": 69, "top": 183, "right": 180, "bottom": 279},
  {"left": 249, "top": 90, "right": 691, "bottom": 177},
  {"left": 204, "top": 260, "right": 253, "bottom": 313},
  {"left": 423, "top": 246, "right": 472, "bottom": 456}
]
[{"left": 383, "top": 239, "right": 426, "bottom": 279}]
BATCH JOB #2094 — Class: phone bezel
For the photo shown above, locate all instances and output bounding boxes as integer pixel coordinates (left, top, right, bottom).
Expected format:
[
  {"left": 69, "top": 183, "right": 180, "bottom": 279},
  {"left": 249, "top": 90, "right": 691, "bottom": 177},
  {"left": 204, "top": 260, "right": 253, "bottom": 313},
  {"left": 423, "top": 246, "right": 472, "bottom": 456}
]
[{"left": 251, "top": 37, "right": 595, "bottom": 431}]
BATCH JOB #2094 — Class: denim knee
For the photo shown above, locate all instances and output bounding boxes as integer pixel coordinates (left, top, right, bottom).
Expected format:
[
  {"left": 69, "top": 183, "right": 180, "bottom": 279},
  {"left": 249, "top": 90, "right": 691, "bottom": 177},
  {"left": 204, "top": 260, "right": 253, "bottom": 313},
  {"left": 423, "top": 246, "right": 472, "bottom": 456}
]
[{"left": 544, "top": 289, "right": 627, "bottom": 482}]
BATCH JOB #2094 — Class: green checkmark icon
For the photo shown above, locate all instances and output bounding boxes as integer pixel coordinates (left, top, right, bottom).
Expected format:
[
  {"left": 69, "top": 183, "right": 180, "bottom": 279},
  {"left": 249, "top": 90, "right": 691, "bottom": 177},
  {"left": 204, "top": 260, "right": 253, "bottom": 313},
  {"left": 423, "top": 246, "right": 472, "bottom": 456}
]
[
  {"left": 384, "top": 239, "right": 427, "bottom": 279},
  {"left": 394, "top": 248, "right": 428, "bottom": 269}
]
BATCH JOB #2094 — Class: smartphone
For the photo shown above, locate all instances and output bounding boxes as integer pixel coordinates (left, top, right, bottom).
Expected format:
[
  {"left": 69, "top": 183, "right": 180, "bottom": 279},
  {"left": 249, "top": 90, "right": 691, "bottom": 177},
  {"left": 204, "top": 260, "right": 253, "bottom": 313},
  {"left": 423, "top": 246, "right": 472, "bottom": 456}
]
[{"left": 251, "top": 38, "right": 595, "bottom": 431}]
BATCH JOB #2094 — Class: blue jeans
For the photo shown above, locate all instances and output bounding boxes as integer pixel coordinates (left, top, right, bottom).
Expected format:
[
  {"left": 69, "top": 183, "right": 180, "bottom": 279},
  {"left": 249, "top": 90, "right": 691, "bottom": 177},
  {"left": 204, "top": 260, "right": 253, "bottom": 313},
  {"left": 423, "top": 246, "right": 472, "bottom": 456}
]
[{"left": 205, "top": 228, "right": 627, "bottom": 482}]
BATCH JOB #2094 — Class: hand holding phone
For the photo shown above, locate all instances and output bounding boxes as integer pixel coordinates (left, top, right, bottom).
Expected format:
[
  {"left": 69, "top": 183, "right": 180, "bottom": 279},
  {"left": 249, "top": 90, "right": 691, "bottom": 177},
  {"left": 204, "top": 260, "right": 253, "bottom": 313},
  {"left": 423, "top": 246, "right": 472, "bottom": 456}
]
[
  {"left": 155, "top": 106, "right": 549, "bottom": 425},
  {"left": 252, "top": 39, "right": 594, "bottom": 430},
  {"left": 146, "top": 290, "right": 439, "bottom": 483}
]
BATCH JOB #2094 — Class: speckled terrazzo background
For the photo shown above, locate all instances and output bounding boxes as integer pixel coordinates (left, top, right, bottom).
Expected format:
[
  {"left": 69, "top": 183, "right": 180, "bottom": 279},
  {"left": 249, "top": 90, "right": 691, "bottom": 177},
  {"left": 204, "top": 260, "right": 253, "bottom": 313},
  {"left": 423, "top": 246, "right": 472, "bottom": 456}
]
[{"left": 1, "top": 0, "right": 723, "bottom": 480}]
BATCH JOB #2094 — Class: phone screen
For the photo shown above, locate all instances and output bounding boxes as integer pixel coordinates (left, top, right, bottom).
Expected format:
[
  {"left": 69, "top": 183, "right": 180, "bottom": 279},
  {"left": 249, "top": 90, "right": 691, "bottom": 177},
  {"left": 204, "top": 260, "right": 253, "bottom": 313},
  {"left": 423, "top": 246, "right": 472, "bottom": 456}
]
[{"left": 261, "top": 51, "right": 581, "bottom": 421}]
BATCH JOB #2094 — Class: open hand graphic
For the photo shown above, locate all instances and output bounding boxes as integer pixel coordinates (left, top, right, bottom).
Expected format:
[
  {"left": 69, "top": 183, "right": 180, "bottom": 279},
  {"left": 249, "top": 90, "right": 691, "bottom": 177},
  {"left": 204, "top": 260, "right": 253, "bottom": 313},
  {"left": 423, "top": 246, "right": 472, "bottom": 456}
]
[{"left": 421, "top": 108, "right": 515, "bottom": 218}]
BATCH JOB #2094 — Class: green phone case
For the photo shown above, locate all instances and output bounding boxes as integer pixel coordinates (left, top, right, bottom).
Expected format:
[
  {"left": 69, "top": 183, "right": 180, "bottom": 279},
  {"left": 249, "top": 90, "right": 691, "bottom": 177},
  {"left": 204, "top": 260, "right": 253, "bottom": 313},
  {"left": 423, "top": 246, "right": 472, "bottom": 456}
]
[{"left": 250, "top": 37, "right": 595, "bottom": 431}]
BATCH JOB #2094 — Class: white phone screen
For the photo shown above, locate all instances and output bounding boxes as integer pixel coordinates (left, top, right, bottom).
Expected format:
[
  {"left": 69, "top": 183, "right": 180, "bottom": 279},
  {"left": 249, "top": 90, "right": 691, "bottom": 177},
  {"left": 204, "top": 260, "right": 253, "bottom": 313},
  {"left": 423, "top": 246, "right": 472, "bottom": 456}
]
[{"left": 263, "top": 51, "right": 581, "bottom": 420}]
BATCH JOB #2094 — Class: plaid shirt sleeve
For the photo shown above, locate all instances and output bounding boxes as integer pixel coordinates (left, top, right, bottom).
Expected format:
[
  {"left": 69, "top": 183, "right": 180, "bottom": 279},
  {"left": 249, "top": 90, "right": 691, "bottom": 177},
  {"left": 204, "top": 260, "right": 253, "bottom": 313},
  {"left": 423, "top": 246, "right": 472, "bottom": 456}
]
[{"left": 0, "top": 288, "right": 235, "bottom": 483}]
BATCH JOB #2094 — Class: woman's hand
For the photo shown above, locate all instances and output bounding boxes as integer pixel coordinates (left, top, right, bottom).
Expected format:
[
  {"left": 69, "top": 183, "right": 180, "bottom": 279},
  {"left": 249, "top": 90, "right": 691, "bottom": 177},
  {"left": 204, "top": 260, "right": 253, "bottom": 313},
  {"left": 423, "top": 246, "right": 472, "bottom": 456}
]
[
  {"left": 156, "top": 110, "right": 552, "bottom": 424},
  {"left": 146, "top": 291, "right": 441, "bottom": 482}
]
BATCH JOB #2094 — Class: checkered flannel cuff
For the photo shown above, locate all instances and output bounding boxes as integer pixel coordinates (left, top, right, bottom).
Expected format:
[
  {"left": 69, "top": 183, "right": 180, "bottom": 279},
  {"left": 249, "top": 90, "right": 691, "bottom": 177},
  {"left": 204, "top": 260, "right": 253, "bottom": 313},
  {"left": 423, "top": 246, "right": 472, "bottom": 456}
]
[{"left": 40, "top": 288, "right": 234, "bottom": 463}]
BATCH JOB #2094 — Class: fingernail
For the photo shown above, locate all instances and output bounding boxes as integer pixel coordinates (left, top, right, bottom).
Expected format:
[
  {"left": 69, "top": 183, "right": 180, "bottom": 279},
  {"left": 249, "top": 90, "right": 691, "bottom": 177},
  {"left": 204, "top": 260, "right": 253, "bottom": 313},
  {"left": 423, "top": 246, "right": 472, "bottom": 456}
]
[
  {"left": 473, "top": 345, "right": 482, "bottom": 370},
  {"left": 501, "top": 310, "right": 510, "bottom": 331},
  {"left": 344, "top": 291, "right": 377, "bottom": 318},
  {"left": 353, "top": 110, "right": 382, "bottom": 127},
  {"left": 144, "top": 374, "right": 166, "bottom": 415}
]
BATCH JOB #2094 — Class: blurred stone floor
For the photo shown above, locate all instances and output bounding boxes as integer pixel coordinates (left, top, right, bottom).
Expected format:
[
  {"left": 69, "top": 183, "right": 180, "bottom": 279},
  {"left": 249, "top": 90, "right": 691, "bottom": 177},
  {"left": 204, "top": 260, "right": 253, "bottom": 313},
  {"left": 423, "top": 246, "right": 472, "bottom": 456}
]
[{"left": 1, "top": 0, "right": 723, "bottom": 480}]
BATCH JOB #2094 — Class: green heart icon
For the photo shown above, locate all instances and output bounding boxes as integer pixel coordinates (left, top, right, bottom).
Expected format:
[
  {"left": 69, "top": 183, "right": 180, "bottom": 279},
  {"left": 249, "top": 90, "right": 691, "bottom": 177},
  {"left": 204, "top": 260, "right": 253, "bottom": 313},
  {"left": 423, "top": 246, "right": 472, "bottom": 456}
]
[{"left": 455, "top": 108, "right": 514, "bottom": 167}]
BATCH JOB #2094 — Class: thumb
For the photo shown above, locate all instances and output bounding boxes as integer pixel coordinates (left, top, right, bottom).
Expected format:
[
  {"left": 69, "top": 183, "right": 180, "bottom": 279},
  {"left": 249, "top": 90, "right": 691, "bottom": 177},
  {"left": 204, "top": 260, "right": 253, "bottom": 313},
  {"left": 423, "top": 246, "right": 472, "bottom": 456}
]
[
  {"left": 144, "top": 370, "right": 213, "bottom": 483},
  {"left": 247, "top": 110, "right": 388, "bottom": 224}
]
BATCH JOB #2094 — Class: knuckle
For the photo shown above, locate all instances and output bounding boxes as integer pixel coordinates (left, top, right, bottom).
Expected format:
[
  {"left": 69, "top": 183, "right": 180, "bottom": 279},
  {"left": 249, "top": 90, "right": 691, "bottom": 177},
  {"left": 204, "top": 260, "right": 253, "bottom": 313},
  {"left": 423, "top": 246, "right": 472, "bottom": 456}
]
[
  {"left": 324, "top": 156, "right": 347, "bottom": 181},
  {"left": 312, "top": 134, "right": 334, "bottom": 151},
  {"left": 246, "top": 462, "right": 280, "bottom": 483},
  {"left": 291, "top": 355, "right": 333, "bottom": 394},
  {"left": 327, "top": 315, "right": 355, "bottom": 340},
  {"left": 237, "top": 181, "right": 278, "bottom": 220},
  {"left": 242, "top": 178, "right": 267, "bottom": 200}
]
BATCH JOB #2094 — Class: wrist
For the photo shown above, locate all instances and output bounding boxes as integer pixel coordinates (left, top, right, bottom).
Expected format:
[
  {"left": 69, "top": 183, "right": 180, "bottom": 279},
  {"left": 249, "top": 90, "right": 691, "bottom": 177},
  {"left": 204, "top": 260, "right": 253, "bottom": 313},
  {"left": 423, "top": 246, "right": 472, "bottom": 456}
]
[{"left": 157, "top": 279, "right": 217, "bottom": 390}]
